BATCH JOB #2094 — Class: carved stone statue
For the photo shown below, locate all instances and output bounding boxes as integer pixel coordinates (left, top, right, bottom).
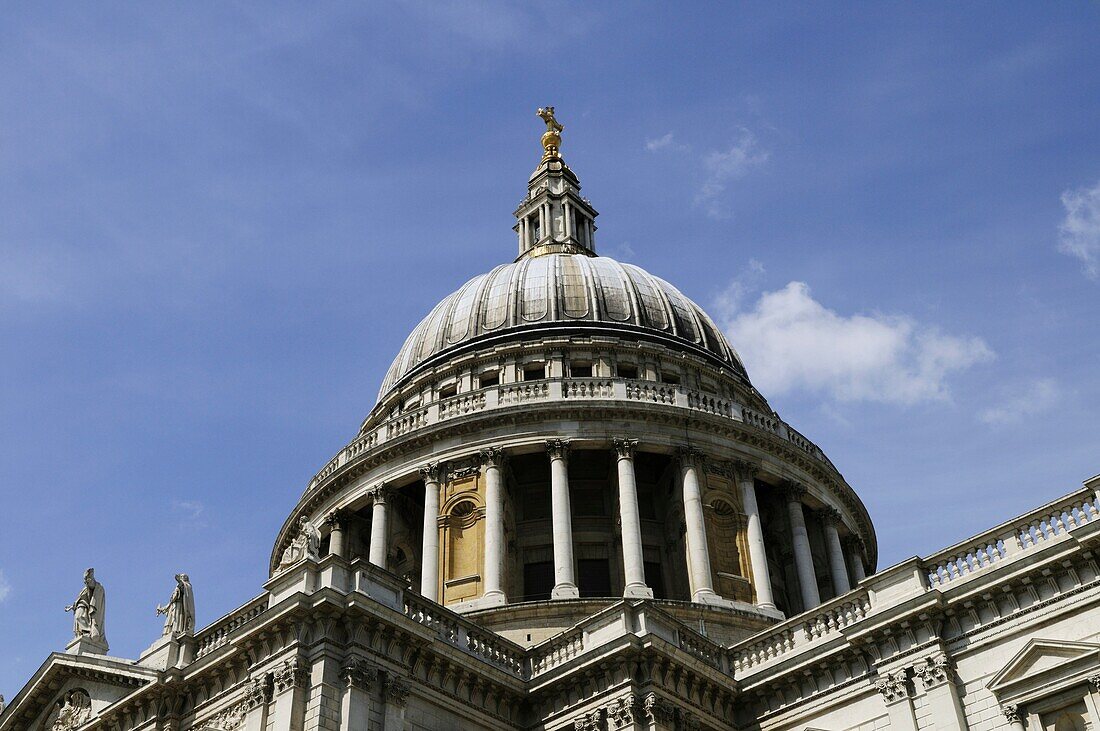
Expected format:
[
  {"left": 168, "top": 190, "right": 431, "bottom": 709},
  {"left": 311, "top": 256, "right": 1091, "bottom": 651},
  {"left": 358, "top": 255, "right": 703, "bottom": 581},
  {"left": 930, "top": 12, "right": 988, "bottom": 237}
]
[
  {"left": 64, "top": 569, "right": 106, "bottom": 647},
  {"left": 156, "top": 573, "right": 196, "bottom": 637},
  {"left": 277, "top": 516, "right": 322, "bottom": 570}
]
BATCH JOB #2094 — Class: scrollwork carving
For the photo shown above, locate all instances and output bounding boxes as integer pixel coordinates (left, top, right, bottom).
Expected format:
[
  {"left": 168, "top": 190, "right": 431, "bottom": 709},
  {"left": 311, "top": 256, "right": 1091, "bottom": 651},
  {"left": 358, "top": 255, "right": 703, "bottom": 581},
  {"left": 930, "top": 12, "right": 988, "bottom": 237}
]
[
  {"left": 384, "top": 675, "right": 411, "bottom": 707},
  {"left": 874, "top": 669, "right": 910, "bottom": 702},
  {"left": 611, "top": 438, "right": 637, "bottom": 459},
  {"left": 273, "top": 657, "right": 309, "bottom": 693},
  {"left": 341, "top": 657, "right": 379, "bottom": 689},
  {"left": 912, "top": 655, "right": 951, "bottom": 690}
]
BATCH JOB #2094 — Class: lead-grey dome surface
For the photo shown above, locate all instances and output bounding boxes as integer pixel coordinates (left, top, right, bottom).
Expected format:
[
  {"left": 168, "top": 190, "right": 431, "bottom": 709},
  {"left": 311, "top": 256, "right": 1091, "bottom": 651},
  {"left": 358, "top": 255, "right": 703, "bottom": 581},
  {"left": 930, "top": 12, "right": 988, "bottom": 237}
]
[{"left": 379, "top": 253, "right": 746, "bottom": 398}]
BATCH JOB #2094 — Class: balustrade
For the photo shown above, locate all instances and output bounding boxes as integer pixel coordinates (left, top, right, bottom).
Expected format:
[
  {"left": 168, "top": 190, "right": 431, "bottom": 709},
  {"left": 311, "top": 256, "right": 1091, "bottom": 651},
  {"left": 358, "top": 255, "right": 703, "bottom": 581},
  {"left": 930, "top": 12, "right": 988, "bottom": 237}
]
[{"left": 193, "top": 596, "right": 269, "bottom": 660}]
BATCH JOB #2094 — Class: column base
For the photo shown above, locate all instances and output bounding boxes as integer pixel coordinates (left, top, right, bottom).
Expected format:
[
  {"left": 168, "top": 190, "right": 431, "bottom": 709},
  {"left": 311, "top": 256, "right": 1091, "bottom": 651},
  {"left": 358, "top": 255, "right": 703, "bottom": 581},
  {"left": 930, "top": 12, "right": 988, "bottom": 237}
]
[
  {"left": 551, "top": 583, "right": 580, "bottom": 599},
  {"left": 691, "top": 589, "right": 734, "bottom": 607},
  {"left": 478, "top": 590, "right": 507, "bottom": 607},
  {"left": 624, "top": 583, "right": 654, "bottom": 599}
]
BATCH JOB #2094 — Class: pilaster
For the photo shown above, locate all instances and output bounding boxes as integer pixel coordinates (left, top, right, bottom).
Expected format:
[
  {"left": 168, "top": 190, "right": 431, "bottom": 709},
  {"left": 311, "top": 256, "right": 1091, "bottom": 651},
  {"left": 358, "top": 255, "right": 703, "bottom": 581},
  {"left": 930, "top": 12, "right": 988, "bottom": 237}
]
[
  {"left": 874, "top": 668, "right": 919, "bottom": 731},
  {"left": 911, "top": 653, "right": 967, "bottom": 731},
  {"left": 269, "top": 657, "right": 310, "bottom": 731},
  {"left": 339, "top": 657, "right": 378, "bottom": 731},
  {"left": 381, "top": 674, "right": 410, "bottom": 731}
]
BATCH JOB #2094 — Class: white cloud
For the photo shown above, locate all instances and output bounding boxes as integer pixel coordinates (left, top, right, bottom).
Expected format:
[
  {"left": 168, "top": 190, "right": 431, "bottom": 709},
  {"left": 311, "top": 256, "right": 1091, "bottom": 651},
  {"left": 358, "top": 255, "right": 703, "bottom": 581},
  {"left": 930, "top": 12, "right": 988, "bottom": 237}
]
[
  {"left": 1058, "top": 180, "right": 1100, "bottom": 279},
  {"left": 644, "top": 127, "right": 768, "bottom": 219},
  {"left": 720, "top": 281, "right": 993, "bottom": 404},
  {"left": 0, "top": 569, "right": 11, "bottom": 603},
  {"left": 979, "top": 379, "right": 1060, "bottom": 425},
  {"left": 172, "top": 499, "right": 207, "bottom": 529}
]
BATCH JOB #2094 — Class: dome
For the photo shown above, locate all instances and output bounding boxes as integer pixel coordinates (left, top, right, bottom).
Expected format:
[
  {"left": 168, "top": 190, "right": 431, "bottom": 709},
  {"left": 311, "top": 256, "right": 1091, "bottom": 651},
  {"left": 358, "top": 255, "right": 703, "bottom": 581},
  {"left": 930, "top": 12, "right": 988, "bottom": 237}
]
[{"left": 379, "top": 252, "right": 747, "bottom": 398}]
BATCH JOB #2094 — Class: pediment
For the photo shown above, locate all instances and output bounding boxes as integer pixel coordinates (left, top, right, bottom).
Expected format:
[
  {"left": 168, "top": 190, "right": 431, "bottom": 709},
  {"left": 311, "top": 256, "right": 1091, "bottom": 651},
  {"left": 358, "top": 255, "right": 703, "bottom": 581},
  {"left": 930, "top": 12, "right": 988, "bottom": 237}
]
[{"left": 987, "top": 638, "right": 1100, "bottom": 696}]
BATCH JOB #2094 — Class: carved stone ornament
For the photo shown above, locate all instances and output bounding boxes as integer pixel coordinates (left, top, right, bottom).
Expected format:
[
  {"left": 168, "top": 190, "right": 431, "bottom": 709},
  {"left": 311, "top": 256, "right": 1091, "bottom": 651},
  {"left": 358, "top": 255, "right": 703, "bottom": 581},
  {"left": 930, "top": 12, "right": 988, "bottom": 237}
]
[
  {"left": 384, "top": 675, "right": 411, "bottom": 707},
  {"left": 705, "top": 459, "right": 735, "bottom": 479},
  {"left": 479, "top": 446, "right": 505, "bottom": 469},
  {"left": 778, "top": 479, "right": 808, "bottom": 500},
  {"left": 243, "top": 675, "right": 272, "bottom": 710},
  {"left": 322, "top": 509, "right": 347, "bottom": 531},
  {"left": 643, "top": 692, "right": 676, "bottom": 723},
  {"left": 676, "top": 445, "right": 704, "bottom": 467},
  {"left": 817, "top": 506, "right": 843, "bottom": 525},
  {"left": 273, "top": 657, "right": 309, "bottom": 693},
  {"left": 874, "top": 670, "right": 910, "bottom": 702},
  {"left": 203, "top": 702, "right": 248, "bottom": 731},
  {"left": 46, "top": 689, "right": 92, "bottom": 731},
  {"left": 1089, "top": 673, "right": 1100, "bottom": 692},
  {"left": 732, "top": 458, "right": 759, "bottom": 483},
  {"left": 367, "top": 483, "right": 392, "bottom": 505},
  {"left": 341, "top": 657, "right": 379, "bottom": 689},
  {"left": 605, "top": 694, "right": 639, "bottom": 729},
  {"left": 912, "top": 655, "right": 951, "bottom": 690},
  {"left": 546, "top": 439, "right": 570, "bottom": 461},
  {"left": 419, "top": 462, "right": 442, "bottom": 484},
  {"left": 1002, "top": 704, "right": 1023, "bottom": 724},
  {"left": 611, "top": 438, "right": 637, "bottom": 459},
  {"left": 573, "top": 708, "right": 603, "bottom": 731}
]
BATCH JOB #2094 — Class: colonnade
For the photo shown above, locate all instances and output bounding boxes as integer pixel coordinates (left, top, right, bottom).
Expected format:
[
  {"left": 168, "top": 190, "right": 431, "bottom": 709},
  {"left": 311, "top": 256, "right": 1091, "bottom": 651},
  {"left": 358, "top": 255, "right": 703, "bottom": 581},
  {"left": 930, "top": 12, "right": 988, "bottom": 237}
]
[{"left": 334, "top": 441, "right": 867, "bottom": 614}]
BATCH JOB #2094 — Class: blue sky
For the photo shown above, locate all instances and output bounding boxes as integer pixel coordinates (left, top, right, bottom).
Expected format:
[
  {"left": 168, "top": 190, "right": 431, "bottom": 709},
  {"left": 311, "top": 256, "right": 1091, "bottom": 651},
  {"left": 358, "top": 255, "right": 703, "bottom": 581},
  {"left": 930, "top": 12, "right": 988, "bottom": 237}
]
[{"left": 2, "top": 3, "right": 1099, "bottom": 695}]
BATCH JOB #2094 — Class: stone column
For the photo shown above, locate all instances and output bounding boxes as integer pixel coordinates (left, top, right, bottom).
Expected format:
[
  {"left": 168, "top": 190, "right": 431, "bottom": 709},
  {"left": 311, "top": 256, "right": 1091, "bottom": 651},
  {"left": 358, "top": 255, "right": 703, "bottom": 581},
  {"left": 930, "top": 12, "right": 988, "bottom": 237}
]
[
  {"left": 481, "top": 447, "right": 507, "bottom": 605},
  {"left": 844, "top": 536, "right": 868, "bottom": 583},
  {"left": 912, "top": 655, "right": 967, "bottom": 731},
  {"left": 323, "top": 511, "right": 346, "bottom": 558},
  {"left": 614, "top": 439, "right": 652, "bottom": 599},
  {"left": 821, "top": 508, "right": 851, "bottom": 596},
  {"left": 367, "top": 485, "right": 390, "bottom": 569},
  {"left": 419, "top": 463, "right": 442, "bottom": 601},
  {"left": 733, "top": 460, "right": 775, "bottom": 610},
  {"left": 381, "top": 675, "right": 410, "bottom": 731},
  {"left": 547, "top": 440, "right": 579, "bottom": 599},
  {"left": 781, "top": 482, "right": 820, "bottom": 610},
  {"left": 874, "top": 670, "right": 918, "bottom": 731},
  {"left": 339, "top": 658, "right": 378, "bottom": 731},
  {"left": 269, "top": 657, "right": 309, "bottom": 731},
  {"left": 678, "top": 447, "right": 719, "bottom": 604},
  {"left": 1001, "top": 705, "right": 1026, "bottom": 731}
]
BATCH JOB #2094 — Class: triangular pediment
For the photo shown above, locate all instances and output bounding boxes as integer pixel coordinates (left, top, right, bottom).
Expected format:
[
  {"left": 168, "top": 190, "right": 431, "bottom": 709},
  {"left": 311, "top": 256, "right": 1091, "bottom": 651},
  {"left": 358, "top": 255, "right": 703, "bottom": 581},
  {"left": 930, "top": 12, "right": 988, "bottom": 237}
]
[{"left": 987, "top": 638, "right": 1100, "bottom": 694}]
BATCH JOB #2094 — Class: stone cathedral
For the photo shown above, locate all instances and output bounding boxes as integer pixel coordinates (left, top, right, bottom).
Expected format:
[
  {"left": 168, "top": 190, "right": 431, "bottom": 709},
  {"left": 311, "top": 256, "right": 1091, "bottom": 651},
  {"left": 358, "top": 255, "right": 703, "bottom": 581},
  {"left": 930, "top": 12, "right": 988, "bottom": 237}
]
[{"left": 3, "top": 109, "right": 1100, "bottom": 731}]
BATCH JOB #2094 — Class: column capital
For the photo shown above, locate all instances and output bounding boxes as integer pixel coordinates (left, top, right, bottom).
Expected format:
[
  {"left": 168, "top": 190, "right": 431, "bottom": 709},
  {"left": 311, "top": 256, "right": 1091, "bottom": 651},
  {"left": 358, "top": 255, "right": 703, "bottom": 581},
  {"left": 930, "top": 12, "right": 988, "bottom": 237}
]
[
  {"left": 272, "top": 657, "right": 309, "bottom": 694},
  {"left": 545, "top": 439, "right": 571, "bottom": 461},
  {"left": 323, "top": 509, "right": 348, "bottom": 530},
  {"left": 842, "top": 534, "right": 866, "bottom": 551},
  {"left": 419, "top": 462, "right": 442, "bottom": 484},
  {"left": 604, "top": 693, "right": 639, "bottom": 730},
  {"left": 341, "top": 657, "right": 379, "bottom": 690},
  {"left": 383, "top": 675, "right": 411, "bottom": 707},
  {"left": 676, "top": 445, "right": 705, "bottom": 467},
  {"left": 778, "top": 479, "right": 808, "bottom": 501},
  {"left": 573, "top": 709, "right": 603, "bottom": 731},
  {"left": 479, "top": 446, "right": 506, "bottom": 468},
  {"left": 1002, "top": 704, "right": 1023, "bottom": 724},
  {"left": 873, "top": 669, "right": 911, "bottom": 703},
  {"left": 1087, "top": 673, "right": 1100, "bottom": 692},
  {"left": 817, "top": 506, "right": 843, "bottom": 525},
  {"left": 912, "top": 654, "right": 952, "bottom": 691},
  {"left": 642, "top": 693, "right": 677, "bottom": 724},
  {"left": 243, "top": 674, "right": 273, "bottom": 710},
  {"left": 367, "top": 483, "right": 392, "bottom": 505},
  {"left": 732, "top": 458, "right": 759, "bottom": 482},
  {"left": 611, "top": 438, "right": 638, "bottom": 460}
]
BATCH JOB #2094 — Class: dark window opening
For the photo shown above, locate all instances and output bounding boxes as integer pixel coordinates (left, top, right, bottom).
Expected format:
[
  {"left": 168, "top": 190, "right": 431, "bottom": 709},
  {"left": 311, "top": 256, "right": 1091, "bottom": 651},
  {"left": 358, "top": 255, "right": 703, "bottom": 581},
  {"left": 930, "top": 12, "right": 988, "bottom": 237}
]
[
  {"left": 659, "top": 372, "right": 680, "bottom": 385},
  {"left": 478, "top": 371, "right": 500, "bottom": 388},
  {"left": 571, "top": 362, "right": 593, "bottom": 378},
  {"left": 523, "top": 561, "right": 553, "bottom": 601},
  {"left": 618, "top": 364, "right": 639, "bottom": 379},
  {"left": 644, "top": 561, "right": 667, "bottom": 599},
  {"left": 637, "top": 484, "right": 657, "bottom": 520},
  {"left": 578, "top": 559, "right": 612, "bottom": 598},
  {"left": 531, "top": 215, "right": 542, "bottom": 243},
  {"left": 439, "top": 384, "right": 457, "bottom": 399},
  {"left": 523, "top": 364, "right": 546, "bottom": 381},
  {"left": 572, "top": 486, "right": 607, "bottom": 517},
  {"left": 522, "top": 487, "right": 549, "bottom": 521}
]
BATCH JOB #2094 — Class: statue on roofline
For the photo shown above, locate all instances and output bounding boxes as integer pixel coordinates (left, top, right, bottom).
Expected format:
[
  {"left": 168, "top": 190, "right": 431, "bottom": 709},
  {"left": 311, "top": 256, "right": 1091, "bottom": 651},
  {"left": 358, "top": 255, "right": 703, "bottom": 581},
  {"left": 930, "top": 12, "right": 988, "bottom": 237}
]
[
  {"left": 156, "top": 573, "right": 196, "bottom": 637},
  {"left": 65, "top": 568, "right": 107, "bottom": 648}
]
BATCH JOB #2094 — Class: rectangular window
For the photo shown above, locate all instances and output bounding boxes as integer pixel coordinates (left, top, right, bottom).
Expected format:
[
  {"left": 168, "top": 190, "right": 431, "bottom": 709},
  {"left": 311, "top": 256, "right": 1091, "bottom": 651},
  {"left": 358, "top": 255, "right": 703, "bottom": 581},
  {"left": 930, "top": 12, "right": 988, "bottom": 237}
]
[
  {"left": 523, "top": 561, "right": 553, "bottom": 602},
  {"left": 644, "top": 561, "right": 666, "bottom": 599},
  {"left": 618, "top": 364, "right": 639, "bottom": 379},
  {"left": 659, "top": 372, "right": 680, "bottom": 385},
  {"left": 578, "top": 558, "right": 612, "bottom": 598},
  {"left": 478, "top": 371, "right": 500, "bottom": 388},
  {"left": 439, "top": 384, "right": 457, "bottom": 399},
  {"left": 523, "top": 364, "right": 546, "bottom": 381},
  {"left": 530, "top": 214, "right": 542, "bottom": 243},
  {"left": 570, "top": 362, "right": 593, "bottom": 378}
]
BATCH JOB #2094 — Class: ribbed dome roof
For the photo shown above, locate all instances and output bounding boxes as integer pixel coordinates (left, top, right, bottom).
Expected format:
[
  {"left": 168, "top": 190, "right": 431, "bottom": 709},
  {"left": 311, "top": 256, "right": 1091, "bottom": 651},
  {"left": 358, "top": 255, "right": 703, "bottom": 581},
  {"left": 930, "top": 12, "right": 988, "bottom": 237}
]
[{"left": 379, "top": 253, "right": 746, "bottom": 398}]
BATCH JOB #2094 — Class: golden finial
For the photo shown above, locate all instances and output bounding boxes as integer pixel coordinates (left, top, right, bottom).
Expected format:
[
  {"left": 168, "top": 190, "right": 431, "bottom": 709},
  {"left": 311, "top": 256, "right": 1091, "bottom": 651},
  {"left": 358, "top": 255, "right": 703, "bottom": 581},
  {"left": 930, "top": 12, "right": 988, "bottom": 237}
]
[{"left": 537, "top": 106, "right": 563, "bottom": 161}]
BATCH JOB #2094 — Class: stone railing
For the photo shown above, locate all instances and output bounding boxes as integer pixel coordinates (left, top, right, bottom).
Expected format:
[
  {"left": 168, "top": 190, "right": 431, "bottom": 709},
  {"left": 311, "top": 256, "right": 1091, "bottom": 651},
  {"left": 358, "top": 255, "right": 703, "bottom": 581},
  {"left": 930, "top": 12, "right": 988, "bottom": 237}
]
[
  {"left": 529, "top": 626, "right": 585, "bottom": 674},
  {"left": 924, "top": 486, "right": 1100, "bottom": 588},
  {"left": 305, "top": 377, "right": 832, "bottom": 494},
  {"left": 193, "top": 595, "right": 269, "bottom": 660}
]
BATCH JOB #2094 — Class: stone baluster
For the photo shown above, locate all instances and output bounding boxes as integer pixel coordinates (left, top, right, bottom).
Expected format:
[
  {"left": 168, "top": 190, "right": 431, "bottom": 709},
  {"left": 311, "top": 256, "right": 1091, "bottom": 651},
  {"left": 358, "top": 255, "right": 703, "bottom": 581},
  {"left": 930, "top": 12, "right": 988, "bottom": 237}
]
[
  {"left": 481, "top": 447, "right": 507, "bottom": 606},
  {"left": 614, "top": 439, "right": 652, "bottom": 598},
  {"left": 367, "top": 485, "right": 391, "bottom": 569},
  {"left": 733, "top": 460, "right": 775, "bottom": 610},
  {"left": 547, "top": 440, "right": 579, "bottom": 599},
  {"left": 678, "top": 447, "right": 720, "bottom": 604},
  {"left": 781, "top": 481, "right": 821, "bottom": 610},
  {"left": 820, "top": 508, "right": 852, "bottom": 596},
  {"left": 420, "top": 463, "right": 442, "bottom": 601},
  {"left": 323, "top": 510, "right": 347, "bottom": 558}
]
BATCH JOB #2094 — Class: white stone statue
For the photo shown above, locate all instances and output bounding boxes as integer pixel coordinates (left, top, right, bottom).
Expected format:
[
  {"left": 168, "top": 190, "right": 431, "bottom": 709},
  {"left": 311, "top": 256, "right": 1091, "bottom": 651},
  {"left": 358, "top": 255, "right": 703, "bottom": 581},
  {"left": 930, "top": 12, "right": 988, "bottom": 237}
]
[
  {"left": 64, "top": 568, "right": 107, "bottom": 647},
  {"left": 156, "top": 573, "right": 196, "bottom": 637},
  {"left": 277, "top": 516, "right": 322, "bottom": 570}
]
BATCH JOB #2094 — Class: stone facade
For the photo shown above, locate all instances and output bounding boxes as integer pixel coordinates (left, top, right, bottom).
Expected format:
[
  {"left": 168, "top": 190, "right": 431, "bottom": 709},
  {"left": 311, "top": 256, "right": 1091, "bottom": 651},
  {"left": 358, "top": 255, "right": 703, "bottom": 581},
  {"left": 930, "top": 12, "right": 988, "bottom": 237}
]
[{"left": 3, "top": 115, "right": 1099, "bottom": 731}]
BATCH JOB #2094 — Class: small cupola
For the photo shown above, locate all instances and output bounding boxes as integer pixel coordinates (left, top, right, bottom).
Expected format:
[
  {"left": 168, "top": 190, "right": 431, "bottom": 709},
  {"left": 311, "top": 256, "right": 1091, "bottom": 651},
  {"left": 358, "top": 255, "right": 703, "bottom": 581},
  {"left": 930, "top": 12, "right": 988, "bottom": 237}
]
[{"left": 513, "top": 107, "right": 599, "bottom": 259}]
